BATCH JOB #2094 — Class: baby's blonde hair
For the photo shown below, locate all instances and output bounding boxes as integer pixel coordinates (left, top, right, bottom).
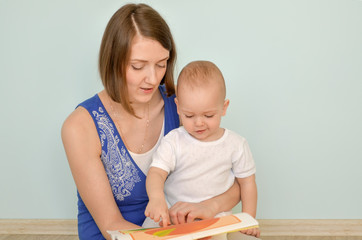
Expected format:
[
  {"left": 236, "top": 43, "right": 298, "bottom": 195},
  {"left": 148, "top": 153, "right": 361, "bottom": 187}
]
[{"left": 177, "top": 60, "right": 226, "bottom": 99}]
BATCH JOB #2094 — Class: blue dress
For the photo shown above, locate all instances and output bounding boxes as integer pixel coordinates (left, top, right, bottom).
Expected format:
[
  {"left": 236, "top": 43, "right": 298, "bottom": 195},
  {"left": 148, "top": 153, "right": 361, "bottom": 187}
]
[{"left": 76, "top": 85, "right": 179, "bottom": 240}]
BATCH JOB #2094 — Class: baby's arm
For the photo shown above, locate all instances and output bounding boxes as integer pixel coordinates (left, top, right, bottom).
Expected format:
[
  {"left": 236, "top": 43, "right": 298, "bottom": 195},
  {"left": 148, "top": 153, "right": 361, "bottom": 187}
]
[
  {"left": 237, "top": 174, "right": 257, "bottom": 217},
  {"left": 169, "top": 180, "right": 240, "bottom": 224},
  {"left": 237, "top": 174, "right": 260, "bottom": 237},
  {"left": 145, "top": 167, "right": 170, "bottom": 227}
]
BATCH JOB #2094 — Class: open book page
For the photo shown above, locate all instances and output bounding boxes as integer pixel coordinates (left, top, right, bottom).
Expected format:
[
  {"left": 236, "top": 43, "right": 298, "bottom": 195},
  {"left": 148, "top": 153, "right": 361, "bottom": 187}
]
[{"left": 107, "top": 212, "right": 259, "bottom": 240}]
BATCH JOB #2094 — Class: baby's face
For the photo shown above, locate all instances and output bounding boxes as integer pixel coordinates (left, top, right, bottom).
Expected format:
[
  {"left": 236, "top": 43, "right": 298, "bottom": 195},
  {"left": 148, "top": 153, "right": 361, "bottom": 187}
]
[{"left": 175, "top": 83, "right": 229, "bottom": 142}]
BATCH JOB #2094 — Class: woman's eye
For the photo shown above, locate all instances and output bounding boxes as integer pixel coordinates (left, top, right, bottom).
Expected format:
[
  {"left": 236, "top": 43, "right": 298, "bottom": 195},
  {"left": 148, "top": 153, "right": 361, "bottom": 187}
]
[
  {"left": 131, "top": 65, "right": 143, "bottom": 70},
  {"left": 157, "top": 64, "right": 166, "bottom": 68}
]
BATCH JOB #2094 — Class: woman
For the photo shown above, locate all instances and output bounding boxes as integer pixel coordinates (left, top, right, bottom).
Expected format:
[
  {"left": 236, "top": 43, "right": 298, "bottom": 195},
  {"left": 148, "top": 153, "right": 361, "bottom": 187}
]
[{"left": 61, "top": 3, "right": 240, "bottom": 240}]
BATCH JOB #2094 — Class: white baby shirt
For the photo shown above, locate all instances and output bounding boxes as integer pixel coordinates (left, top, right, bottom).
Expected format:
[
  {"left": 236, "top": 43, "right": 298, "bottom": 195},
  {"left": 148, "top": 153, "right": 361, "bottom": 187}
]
[{"left": 150, "top": 126, "right": 256, "bottom": 206}]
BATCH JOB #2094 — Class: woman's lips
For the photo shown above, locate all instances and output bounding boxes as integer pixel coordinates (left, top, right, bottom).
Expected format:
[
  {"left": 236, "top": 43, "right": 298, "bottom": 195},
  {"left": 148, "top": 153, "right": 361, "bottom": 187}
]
[{"left": 140, "top": 87, "right": 153, "bottom": 93}]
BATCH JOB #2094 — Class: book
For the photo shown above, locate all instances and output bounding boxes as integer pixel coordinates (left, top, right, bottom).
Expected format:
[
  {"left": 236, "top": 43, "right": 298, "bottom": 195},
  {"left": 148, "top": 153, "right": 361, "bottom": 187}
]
[{"left": 107, "top": 212, "right": 259, "bottom": 240}]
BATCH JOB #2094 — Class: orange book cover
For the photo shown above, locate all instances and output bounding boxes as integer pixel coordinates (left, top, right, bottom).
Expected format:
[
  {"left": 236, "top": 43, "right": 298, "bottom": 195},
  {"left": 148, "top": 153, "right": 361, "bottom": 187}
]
[{"left": 108, "top": 212, "right": 259, "bottom": 240}]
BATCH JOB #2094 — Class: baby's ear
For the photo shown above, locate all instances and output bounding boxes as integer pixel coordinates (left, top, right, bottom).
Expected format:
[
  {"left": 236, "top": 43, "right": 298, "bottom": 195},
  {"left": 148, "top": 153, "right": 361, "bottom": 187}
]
[
  {"left": 174, "top": 98, "right": 180, "bottom": 114},
  {"left": 222, "top": 99, "right": 230, "bottom": 116}
]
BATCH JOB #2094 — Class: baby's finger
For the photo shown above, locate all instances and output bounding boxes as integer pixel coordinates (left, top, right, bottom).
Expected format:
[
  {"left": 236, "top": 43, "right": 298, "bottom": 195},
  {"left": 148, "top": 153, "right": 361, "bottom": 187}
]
[
  {"left": 245, "top": 228, "right": 252, "bottom": 235},
  {"left": 252, "top": 228, "right": 260, "bottom": 237},
  {"left": 162, "top": 213, "right": 170, "bottom": 227},
  {"left": 247, "top": 228, "right": 258, "bottom": 237},
  {"left": 153, "top": 214, "right": 160, "bottom": 222},
  {"left": 162, "top": 217, "right": 168, "bottom": 228},
  {"left": 256, "top": 228, "right": 260, "bottom": 238},
  {"left": 144, "top": 209, "right": 150, "bottom": 217}
]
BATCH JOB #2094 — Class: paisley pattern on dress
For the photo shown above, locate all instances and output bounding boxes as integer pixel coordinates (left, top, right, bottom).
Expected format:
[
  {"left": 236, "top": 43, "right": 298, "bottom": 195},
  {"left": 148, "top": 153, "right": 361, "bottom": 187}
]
[{"left": 92, "top": 107, "right": 141, "bottom": 201}]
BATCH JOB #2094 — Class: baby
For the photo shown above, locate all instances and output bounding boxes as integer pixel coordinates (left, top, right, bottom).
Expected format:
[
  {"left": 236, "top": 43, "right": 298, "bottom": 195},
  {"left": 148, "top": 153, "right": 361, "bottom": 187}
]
[{"left": 144, "top": 60, "right": 259, "bottom": 238}]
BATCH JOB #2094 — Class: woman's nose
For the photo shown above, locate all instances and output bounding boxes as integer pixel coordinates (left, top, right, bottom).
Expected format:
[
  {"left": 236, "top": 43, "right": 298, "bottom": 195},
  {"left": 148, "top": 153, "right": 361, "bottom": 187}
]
[{"left": 145, "top": 67, "right": 158, "bottom": 85}]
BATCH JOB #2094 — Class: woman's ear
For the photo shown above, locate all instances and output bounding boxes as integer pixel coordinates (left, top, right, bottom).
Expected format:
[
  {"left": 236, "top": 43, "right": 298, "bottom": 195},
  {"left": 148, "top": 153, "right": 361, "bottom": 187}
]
[{"left": 222, "top": 99, "right": 230, "bottom": 116}]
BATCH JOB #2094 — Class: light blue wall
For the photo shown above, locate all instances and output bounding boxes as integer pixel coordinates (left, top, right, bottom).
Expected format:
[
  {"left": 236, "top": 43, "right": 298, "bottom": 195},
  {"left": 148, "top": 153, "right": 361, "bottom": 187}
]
[{"left": 0, "top": 0, "right": 361, "bottom": 219}]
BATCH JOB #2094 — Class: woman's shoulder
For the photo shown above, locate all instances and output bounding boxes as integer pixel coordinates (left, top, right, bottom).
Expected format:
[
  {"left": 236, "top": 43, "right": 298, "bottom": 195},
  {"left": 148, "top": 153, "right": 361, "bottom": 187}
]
[
  {"left": 62, "top": 107, "right": 94, "bottom": 141},
  {"left": 61, "top": 105, "right": 101, "bottom": 160},
  {"left": 61, "top": 93, "right": 101, "bottom": 145},
  {"left": 63, "top": 92, "right": 102, "bottom": 130}
]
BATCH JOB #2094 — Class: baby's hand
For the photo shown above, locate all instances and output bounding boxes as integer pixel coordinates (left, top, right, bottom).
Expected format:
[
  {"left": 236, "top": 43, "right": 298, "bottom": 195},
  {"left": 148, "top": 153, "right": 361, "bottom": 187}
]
[
  {"left": 145, "top": 199, "right": 170, "bottom": 227},
  {"left": 240, "top": 227, "right": 260, "bottom": 238}
]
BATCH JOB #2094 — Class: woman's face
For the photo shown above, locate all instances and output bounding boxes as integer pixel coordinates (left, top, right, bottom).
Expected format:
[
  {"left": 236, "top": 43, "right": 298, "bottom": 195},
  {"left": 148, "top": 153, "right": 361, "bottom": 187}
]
[{"left": 125, "top": 35, "right": 170, "bottom": 104}]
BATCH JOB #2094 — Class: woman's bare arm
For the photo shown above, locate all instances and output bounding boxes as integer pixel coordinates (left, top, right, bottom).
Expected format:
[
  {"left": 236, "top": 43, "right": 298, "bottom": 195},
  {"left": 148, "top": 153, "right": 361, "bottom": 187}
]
[{"left": 62, "top": 107, "right": 140, "bottom": 240}]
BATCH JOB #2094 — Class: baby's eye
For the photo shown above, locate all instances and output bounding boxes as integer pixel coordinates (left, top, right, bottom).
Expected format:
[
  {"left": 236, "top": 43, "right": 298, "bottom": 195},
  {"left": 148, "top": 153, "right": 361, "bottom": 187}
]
[
  {"left": 205, "top": 115, "right": 214, "bottom": 118},
  {"left": 185, "top": 115, "right": 193, "bottom": 118}
]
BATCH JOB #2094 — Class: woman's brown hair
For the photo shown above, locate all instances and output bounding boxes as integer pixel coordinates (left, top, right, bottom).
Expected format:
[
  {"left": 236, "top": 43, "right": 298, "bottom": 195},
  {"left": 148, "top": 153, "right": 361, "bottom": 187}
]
[{"left": 98, "top": 3, "right": 176, "bottom": 115}]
